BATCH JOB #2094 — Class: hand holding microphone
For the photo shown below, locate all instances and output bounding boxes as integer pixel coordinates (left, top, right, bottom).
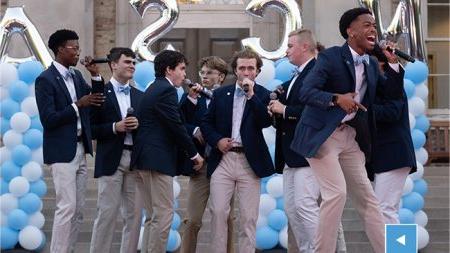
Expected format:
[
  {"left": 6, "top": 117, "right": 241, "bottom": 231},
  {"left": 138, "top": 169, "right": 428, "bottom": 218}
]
[
  {"left": 239, "top": 77, "right": 255, "bottom": 98},
  {"left": 379, "top": 40, "right": 415, "bottom": 63},
  {"left": 115, "top": 107, "right": 139, "bottom": 132},
  {"left": 183, "top": 79, "right": 213, "bottom": 99},
  {"left": 80, "top": 56, "right": 103, "bottom": 76}
]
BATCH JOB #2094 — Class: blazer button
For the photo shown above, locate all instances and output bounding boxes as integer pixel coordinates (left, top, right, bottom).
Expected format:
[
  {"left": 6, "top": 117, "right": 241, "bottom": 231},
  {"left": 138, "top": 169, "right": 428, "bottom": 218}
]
[{"left": 282, "top": 132, "right": 286, "bottom": 136}]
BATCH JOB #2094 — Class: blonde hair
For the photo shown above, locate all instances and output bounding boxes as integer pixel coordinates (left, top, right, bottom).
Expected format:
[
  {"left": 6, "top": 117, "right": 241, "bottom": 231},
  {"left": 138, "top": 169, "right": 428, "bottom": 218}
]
[{"left": 288, "top": 29, "right": 317, "bottom": 53}]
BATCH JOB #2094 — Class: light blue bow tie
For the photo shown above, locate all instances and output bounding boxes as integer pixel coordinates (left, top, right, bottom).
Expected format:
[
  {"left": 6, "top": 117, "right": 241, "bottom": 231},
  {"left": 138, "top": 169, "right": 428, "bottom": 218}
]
[
  {"left": 235, "top": 87, "right": 246, "bottom": 97},
  {"left": 354, "top": 54, "right": 370, "bottom": 66},
  {"left": 118, "top": 85, "right": 131, "bottom": 95}
]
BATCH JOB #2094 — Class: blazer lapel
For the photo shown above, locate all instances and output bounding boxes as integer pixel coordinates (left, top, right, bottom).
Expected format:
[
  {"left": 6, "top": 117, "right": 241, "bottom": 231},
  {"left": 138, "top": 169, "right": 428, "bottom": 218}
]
[
  {"left": 225, "top": 85, "right": 235, "bottom": 135},
  {"left": 130, "top": 86, "right": 139, "bottom": 112},
  {"left": 106, "top": 82, "right": 122, "bottom": 120},
  {"left": 364, "top": 62, "right": 376, "bottom": 105},
  {"left": 50, "top": 64, "right": 72, "bottom": 104},
  {"left": 342, "top": 44, "right": 356, "bottom": 90},
  {"left": 71, "top": 70, "right": 82, "bottom": 100}
]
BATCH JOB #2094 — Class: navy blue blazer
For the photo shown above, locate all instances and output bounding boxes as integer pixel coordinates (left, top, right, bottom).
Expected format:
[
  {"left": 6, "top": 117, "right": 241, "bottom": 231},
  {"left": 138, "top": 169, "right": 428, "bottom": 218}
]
[
  {"left": 177, "top": 93, "right": 209, "bottom": 176},
  {"left": 200, "top": 84, "right": 275, "bottom": 178},
  {"left": 370, "top": 87, "right": 417, "bottom": 178},
  {"left": 274, "top": 59, "right": 315, "bottom": 173},
  {"left": 130, "top": 77, "right": 198, "bottom": 176},
  {"left": 90, "top": 82, "right": 143, "bottom": 178},
  {"left": 290, "top": 43, "right": 403, "bottom": 158},
  {"left": 35, "top": 63, "right": 99, "bottom": 164}
]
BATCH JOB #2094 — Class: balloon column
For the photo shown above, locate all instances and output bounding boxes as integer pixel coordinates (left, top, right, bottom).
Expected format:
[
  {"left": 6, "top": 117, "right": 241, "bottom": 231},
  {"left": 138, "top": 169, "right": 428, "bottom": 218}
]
[
  {"left": 399, "top": 60, "right": 430, "bottom": 250},
  {"left": 1, "top": 61, "right": 47, "bottom": 251}
]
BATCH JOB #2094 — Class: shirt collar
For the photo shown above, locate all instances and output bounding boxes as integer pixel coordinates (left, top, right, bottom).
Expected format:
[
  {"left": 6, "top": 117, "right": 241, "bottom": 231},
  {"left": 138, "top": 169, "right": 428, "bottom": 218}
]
[
  {"left": 165, "top": 77, "right": 174, "bottom": 86},
  {"left": 53, "top": 61, "right": 72, "bottom": 78},
  {"left": 110, "top": 77, "right": 130, "bottom": 91},
  {"left": 298, "top": 56, "right": 315, "bottom": 73}
]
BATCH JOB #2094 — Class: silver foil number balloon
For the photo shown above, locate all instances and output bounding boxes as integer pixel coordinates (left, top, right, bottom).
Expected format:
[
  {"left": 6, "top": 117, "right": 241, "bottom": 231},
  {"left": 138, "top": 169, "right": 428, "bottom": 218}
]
[
  {"left": 0, "top": 6, "right": 53, "bottom": 67},
  {"left": 359, "top": 0, "right": 426, "bottom": 62},
  {"left": 242, "top": 0, "right": 302, "bottom": 60},
  {"left": 129, "top": 0, "right": 179, "bottom": 62}
]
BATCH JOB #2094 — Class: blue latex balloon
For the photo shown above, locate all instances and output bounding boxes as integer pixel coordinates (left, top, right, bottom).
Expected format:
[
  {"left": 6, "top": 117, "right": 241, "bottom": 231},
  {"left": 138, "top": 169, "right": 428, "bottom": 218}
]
[
  {"left": 134, "top": 61, "right": 155, "bottom": 89},
  {"left": 8, "top": 80, "right": 29, "bottom": 102},
  {"left": 266, "top": 79, "right": 284, "bottom": 92},
  {"left": 260, "top": 182, "right": 267, "bottom": 194},
  {"left": 23, "top": 129, "right": 43, "bottom": 150},
  {"left": 398, "top": 208, "right": 415, "bottom": 224},
  {"left": 403, "top": 79, "right": 415, "bottom": 99},
  {"left": 18, "top": 193, "right": 42, "bottom": 214},
  {"left": 411, "top": 129, "right": 426, "bottom": 149},
  {"left": 405, "top": 61, "right": 429, "bottom": 85},
  {"left": 1, "top": 117, "right": 10, "bottom": 135},
  {"left": 0, "top": 226, "right": 19, "bottom": 250},
  {"left": 18, "top": 61, "right": 44, "bottom": 84},
  {"left": 1, "top": 161, "right": 21, "bottom": 182},
  {"left": 275, "top": 60, "right": 296, "bottom": 82},
  {"left": 29, "top": 180, "right": 47, "bottom": 197},
  {"left": 11, "top": 145, "right": 32, "bottom": 166},
  {"left": 402, "top": 192, "right": 424, "bottom": 213},
  {"left": 30, "top": 116, "right": 43, "bottom": 131},
  {"left": 255, "top": 226, "right": 279, "bottom": 250},
  {"left": 267, "top": 209, "right": 287, "bottom": 231},
  {"left": 166, "top": 229, "right": 179, "bottom": 251},
  {"left": 415, "top": 115, "right": 430, "bottom": 133},
  {"left": 173, "top": 199, "right": 179, "bottom": 209},
  {"left": 0, "top": 99, "right": 20, "bottom": 119},
  {"left": 413, "top": 179, "right": 428, "bottom": 196},
  {"left": 171, "top": 212, "right": 181, "bottom": 230},
  {"left": 276, "top": 197, "right": 284, "bottom": 210},
  {"left": 275, "top": 57, "right": 288, "bottom": 67},
  {"left": 1, "top": 178, "right": 9, "bottom": 194},
  {"left": 7, "top": 209, "right": 29, "bottom": 230}
]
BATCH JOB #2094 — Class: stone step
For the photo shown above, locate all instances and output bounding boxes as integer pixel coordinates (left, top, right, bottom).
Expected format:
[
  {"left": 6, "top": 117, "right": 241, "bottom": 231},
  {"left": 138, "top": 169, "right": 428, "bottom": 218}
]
[{"left": 424, "top": 176, "right": 450, "bottom": 187}]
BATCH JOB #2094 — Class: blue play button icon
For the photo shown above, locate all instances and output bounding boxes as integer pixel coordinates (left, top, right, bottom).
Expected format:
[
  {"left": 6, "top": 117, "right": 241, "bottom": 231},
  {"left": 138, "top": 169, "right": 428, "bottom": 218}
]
[{"left": 385, "top": 224, "right": 418, "bottom": 253}]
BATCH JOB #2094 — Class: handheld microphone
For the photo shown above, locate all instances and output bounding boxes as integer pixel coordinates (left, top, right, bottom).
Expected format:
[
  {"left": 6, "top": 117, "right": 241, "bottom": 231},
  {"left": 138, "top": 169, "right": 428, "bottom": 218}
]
[
  {"left": 379, "top": 40, "right": 415, "bottom": 63},
  {"left": 269, "top": 92, "right": 278, "bottom": 127},
  {"left": 183, "top": 79, "right": 213, "bottom": 99},
  {"left": 80, "top": 58, "right": 110, "bottom": 65},
  {"left": 126, "top": 107, "right": 135, "bottom": 118}
]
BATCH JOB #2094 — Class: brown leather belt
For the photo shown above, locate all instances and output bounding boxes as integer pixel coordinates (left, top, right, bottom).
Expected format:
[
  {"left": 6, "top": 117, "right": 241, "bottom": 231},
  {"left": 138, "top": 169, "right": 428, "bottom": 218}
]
[
  {"left": 123, "top": 145, "right": 133, "bottom": 151},
  {"left": 76, "top": 135, "right": 82, "bottom": 142},
  {"left": 229, "top": 147, "right": 244, "bottom": 153}
]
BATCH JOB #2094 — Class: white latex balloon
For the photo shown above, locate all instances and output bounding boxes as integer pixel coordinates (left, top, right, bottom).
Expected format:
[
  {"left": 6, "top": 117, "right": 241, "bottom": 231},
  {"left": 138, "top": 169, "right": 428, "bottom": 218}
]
[
  {"left": 2, "top": 130, "right": 23, "bottom": 149},
  {"left": 28, "top": 211, "right": 45, "bottom": 229},
  {"left": 255, "top": 58, "right": 276, "bottom": 86},
  {"left": 0, "top": 87, "right": 9, "bottom": 100},
  {"left": 20, "top": 97, "right": 39, "bottom": 117},
  {"left": 31, "top": 147, "right": 43, "bottom": 165},
  {"left": 259, "top": 193, "right": 277, "bottom": 216},
  {"left": 409, "top": 113, "right": 416, "bottom": 130},
  {"left": 408, "top": 97, "right": 426, "bottom": 117},
  {"left": 0, "top": 146, "right": 12, "bottom": 165},
  {"left": 415, "top": 83, "right": 429, "bottom": 100},
  {"left": 415, "top": 210, "right": 428, "bottom": 227},
  {"left": 409, "top": 162, "right": 424, "bottom": 180},
  {"left": 0, "top": 63, "right": 18, "bottom": 88},
  {"left": 0, "top": 193, "right": 18, "bottom": 214},
  {"left": 173, "top": 179, "right": 180, "bottom": 199},
  {"left": 279, "top": 226, "right": 288, "bottom": 249},
  {"left": 19, "top": 225, "right": 44, "bottom": 250},
  {"left": 402, "top": 176, "right": 414, "bottom": 196},
  {"left": 266, "top": 176, "right": 284, "bottom": 198},
  {"left": 263, "top": 126, "right": 276, "bottom": 146},
  {"left": 10, "top": 112, "right": 31, "bottom": 133},
  {"left": 415, "top": 148, "right": 429, "bottom": 165},
  {"left": 256, "top": 214, "right": 268, "bottom": 228},
  {"left": 28, "top": 83, "right": 35, "bottom": 97},
  {"left": 21, "top": 161, "right": 43, "bottom": 182},
  {"left": 9, "top": 176, "right": 30, "bottom": 197},
  {"left": 417, "top": 225, "right": 430, "bottom": 249},
  {"left": 137, "top": 226, "right": 144, "bottom": 250}
]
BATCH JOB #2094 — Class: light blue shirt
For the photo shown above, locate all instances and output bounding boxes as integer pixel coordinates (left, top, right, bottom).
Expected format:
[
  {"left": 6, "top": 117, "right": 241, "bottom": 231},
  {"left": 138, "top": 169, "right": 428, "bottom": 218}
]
[{"left": 231, "top": 84, "right": 247, "bottom": 146}]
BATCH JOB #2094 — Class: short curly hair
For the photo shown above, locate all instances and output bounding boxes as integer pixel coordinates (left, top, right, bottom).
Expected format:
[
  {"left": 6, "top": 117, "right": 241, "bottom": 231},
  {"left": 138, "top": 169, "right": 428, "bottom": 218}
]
[
  {"left": 48, "top": 29, "right": 79, "bottom": 56},
  {"left": 154, "top": 50, "right": 187, "bottom": 78},
  {"left": 230, "top": 48, "right": 262, "bottom": 74},
  {"left": 339, "top": 8, "right": 372, "bottom": 39}
]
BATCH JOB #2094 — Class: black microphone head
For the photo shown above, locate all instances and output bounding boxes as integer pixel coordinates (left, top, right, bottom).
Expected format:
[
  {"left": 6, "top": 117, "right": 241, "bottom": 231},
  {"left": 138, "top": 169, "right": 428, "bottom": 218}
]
[
  {"left": 269, "top": 92, "right": 278, "bottom": 100},
  {"left": 126, "top": 107, "right": 134, "bottom": 117},
  {"left": 183, "top": 79, "right": 194, "bottom": 87}
]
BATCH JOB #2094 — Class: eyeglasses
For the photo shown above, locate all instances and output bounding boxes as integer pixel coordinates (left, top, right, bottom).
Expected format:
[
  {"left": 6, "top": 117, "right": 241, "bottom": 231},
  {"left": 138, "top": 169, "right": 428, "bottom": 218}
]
[
  {"left": 198, "top": 70, "right": 220, "bottom": 77},
  {"left": 65, "top": 46, "right": 81, "bottom": 52}
]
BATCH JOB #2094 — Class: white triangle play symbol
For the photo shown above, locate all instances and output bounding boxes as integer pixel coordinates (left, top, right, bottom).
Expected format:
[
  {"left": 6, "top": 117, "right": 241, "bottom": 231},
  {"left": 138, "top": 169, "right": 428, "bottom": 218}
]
[{"left": 396, "top": 235, "right": 406, "bottom": 246}]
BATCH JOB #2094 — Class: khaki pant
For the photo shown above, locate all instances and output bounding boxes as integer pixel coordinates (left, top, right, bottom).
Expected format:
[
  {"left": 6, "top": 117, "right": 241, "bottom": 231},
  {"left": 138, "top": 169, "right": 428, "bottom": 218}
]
[
  {"left": 49, "top": 143, "right": 87, "bottom": 253},
  {"left": 90, "top": 150, "right": 140, "bottom": 253},
  {"left": 306, "top": 125, "right": 385, "bottom": 253},
  {"left": 136, "top": 170, "right": 173, "bottom": 253},
  {"left": 209, "top": 152, "right": 260, "bottom": 253},
  {"left": 180, "top": 166, "right": 236, "bottom": 253}
]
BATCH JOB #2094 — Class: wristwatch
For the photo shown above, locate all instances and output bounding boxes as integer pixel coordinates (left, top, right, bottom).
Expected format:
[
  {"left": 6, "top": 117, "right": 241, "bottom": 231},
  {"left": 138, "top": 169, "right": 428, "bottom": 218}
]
[{"left": 330, "top": 95, "right": 338, "bottom": 106}]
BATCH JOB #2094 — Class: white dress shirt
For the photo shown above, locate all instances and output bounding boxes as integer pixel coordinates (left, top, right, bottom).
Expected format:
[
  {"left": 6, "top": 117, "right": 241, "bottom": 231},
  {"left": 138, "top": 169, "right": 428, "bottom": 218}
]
[
  {"left": 111, "top": 77, "right": 133, "bottom": 145},
  {"left": 53, "top": 61, "right": 82, "bottom": 136}
]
